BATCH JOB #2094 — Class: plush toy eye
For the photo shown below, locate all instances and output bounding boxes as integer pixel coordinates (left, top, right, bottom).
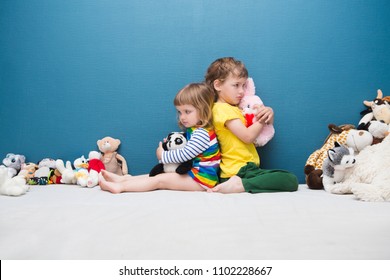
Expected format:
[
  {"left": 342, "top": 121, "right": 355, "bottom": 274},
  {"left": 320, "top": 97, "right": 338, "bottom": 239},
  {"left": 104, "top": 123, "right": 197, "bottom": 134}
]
[{"left": 175, "top": 138, "right": 183, "bottom": 145}]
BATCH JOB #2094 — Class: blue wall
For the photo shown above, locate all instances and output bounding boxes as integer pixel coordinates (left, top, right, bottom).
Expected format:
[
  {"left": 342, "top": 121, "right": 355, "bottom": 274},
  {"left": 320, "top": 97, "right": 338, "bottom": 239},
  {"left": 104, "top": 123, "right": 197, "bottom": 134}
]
[{"left": 1, "top": 0, "right": 389, "bottom": 183}]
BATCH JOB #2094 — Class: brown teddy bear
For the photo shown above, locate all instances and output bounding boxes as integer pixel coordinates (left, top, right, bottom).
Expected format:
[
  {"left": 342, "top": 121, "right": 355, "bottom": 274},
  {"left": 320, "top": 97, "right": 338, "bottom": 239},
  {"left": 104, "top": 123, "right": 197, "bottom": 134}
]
[{"left": 97, "top": 136, "right": 128, "bottom": 176}]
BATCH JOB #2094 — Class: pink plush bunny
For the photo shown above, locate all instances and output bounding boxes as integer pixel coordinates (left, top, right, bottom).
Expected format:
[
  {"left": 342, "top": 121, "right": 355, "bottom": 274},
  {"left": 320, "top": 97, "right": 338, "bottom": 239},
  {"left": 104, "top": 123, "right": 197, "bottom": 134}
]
[{"left": 239, "top": 77, "right": 275, "bottom": 146}]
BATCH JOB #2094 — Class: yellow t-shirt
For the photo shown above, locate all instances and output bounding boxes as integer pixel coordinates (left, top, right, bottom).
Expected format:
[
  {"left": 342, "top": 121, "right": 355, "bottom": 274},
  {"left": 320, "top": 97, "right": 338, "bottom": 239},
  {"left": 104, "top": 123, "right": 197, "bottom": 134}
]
[{"left": 212, "top": 102, "right": 260, "bottom": 178}]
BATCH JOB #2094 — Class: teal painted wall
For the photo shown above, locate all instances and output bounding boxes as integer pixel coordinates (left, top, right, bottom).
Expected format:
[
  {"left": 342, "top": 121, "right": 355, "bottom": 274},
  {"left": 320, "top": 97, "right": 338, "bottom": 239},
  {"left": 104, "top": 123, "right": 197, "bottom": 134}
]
[{"left": 1, "top": 0, "right": 389, "bottom": 183}]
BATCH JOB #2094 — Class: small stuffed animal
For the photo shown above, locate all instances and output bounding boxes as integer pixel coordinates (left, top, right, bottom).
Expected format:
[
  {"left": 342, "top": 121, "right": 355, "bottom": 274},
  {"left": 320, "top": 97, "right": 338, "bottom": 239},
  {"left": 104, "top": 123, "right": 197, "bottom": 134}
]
[
  {"left": 333, "top": 134, "right": 390, "bottom": 201},
  {"left": 0, "top": 165, "right": 29, "bottom": 196},
  {"left": 238, "top": 78, "right": 275, "bottom": 147},
  {"left": 73, "top": 155, "right": 89, "bottom": 187},
  {"left": 86, "top": 151, "right": 105, "bottom": 188},
  {"left": 305, "top": 126, "right": 372, "bottom": 190},
  {"left": 345, "top": 129, "right": 373, "bottom": 153},
  {"left": 1, "top": 153, "right": 26, "bottom": 178},
  {"left": 304, "top": 124, "right": 355, "bottom": 190},
  {"left": 97, "top": 136, "right": 128, "bottom": 176},
  {"left": 322, "top": 142, "right": 356, "bottom": 194},
  {"left": 56, "top": 159, "right": 76, "bottom": 184},
  {"left": 358, "top": 89, "right": 390, "bottom": 141},
  {"left": 149, "top": 132, "right": 192, "bottom": 177},
  {"left": 29, "top": 158, "right": 57, "bottom": 185},
  {"left": 48, "top": 167, "right": 62, "bottom": 184},
  {"left": 17, "top": 162, "right": 38, "bottom": 181}
]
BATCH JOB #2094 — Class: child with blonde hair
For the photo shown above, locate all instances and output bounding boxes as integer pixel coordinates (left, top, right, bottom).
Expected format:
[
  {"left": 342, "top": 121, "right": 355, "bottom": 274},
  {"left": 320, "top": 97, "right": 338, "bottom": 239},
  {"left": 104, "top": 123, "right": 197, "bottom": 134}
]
[{"left": 99, "top": 83, "right": 221, "bottom": 193}]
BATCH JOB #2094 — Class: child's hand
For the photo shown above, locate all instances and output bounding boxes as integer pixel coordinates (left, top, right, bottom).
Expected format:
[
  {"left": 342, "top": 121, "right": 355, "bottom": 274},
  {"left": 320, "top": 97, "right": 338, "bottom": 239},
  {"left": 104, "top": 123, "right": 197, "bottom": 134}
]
[
  {"left": 254, "top": 104, "right": 274, "bottom": 125},
  {"left": 156, "top": 142, "right": 164, "bottom": 160}
]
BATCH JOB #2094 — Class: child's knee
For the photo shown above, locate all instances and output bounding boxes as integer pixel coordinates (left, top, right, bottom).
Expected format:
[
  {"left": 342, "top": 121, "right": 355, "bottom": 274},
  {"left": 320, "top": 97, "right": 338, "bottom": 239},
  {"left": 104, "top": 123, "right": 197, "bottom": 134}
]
[{"left": 283, "top": 173, "right": 299, "bottom": 191}]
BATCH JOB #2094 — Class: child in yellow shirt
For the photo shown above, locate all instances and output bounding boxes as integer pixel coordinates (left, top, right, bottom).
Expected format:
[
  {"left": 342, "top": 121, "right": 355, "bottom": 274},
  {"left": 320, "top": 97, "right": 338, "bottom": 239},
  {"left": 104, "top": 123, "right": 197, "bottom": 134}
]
[{"left": 205, "top": 57, "right": 298, "bottom": 193}]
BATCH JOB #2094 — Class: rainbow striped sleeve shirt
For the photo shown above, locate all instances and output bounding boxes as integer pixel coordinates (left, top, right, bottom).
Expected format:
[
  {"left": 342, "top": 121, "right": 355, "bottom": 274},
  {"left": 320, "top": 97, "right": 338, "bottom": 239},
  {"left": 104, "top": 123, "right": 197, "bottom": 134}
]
[{"left": 161, "top": 127, "right": 221, "bottom": 189}]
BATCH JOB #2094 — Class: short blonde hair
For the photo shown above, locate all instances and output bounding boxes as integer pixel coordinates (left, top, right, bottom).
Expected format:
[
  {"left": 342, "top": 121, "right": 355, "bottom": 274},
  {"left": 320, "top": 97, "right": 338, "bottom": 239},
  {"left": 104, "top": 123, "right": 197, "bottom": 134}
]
[
  {"left": 204, "top": 57, "right": 248, "bottom": 99},
  {"left": 174, "top": 83, "right": 215, "bottom": 129}
]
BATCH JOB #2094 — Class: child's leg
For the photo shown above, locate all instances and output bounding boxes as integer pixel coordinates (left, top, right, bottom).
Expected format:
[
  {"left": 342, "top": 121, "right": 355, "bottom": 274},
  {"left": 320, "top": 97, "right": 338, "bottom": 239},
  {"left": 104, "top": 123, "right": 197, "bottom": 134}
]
[
  {"left": 241, "top": 168, "right": 298, "bottom": 193},
  {"left": 99, "top": 172, "right": 204, "bottom": 194},
  {"left": 212, "top": 163, "right": 298, "bottom": 194},
  {"left": 210, "top": 176, "right": 245, "bottom": 193},
  {"left": 100, "top": 170, "right": 133, "bottom": 183}
]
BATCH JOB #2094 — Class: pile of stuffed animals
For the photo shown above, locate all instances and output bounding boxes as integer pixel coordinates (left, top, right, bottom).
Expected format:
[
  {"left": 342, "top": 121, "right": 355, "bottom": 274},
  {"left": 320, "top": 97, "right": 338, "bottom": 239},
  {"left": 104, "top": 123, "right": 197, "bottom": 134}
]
[
  {"left": 3, "top": 86, "right": 389, "bottom": 202},
  {"left": 304, "top": 89, "right": 390, "bottom": 202},
  {"left": 0, "top": 136, "right": 128, "bottom": 196}
]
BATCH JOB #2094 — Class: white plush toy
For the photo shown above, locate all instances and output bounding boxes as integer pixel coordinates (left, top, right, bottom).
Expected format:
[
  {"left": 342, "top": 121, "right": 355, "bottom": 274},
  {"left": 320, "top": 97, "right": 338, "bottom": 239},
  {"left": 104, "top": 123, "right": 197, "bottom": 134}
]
[
  {"left": 345, "top": 129, "right": 373, "bottom": 153},
  {"left": 0, "top": 165, "right": 29, "bottom": 196},
  {"left": 86, "top": 151, "right": 105, "bottom": 188},
  {"left": 358, "top": 89, "right": 390, "bottom": 139},
  {"left": 332, "top": 135, "right": 390, "bottom": 201},
  {"left": 322, "top": 142, "right": 356, "bottom": 194},
  {"left": 238, "top": 78, "right": 275, "bottom": 147},
  {"left": 56, "top": 159, "right": 76, "bottom": 184},
  {"left": 73, "top": 156, "right": 89, "bottom": 187}
]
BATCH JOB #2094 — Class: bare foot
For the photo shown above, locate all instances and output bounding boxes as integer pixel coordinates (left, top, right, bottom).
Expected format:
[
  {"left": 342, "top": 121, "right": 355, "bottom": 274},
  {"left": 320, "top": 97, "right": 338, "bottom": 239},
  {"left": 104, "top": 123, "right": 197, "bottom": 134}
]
[
  {"left": 99, "top": 173, "right": 123, "bottom": 194},
  {"left": 211, "top": 176, "right": 245, "bottom": 194},
  {"left": 101, "top": 170, "right": 131, "bottom": 183}
]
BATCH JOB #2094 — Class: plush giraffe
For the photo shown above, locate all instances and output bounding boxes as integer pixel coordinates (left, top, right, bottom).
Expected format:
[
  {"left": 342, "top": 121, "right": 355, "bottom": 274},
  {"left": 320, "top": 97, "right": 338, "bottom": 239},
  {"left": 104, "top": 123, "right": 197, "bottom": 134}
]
[{"left": 304, "top": 124, "right": 355, "bottom": 189}]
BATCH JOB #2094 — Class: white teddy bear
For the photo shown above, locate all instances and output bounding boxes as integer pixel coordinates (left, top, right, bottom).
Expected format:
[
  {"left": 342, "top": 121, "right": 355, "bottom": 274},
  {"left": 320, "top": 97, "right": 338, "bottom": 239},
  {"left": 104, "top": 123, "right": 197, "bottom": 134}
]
[
  {"left": 0, "top": 165, "right": 29, "bottom": 196},
  {"left": 332, "top": 135, "right": 390, "bottom": 201}
]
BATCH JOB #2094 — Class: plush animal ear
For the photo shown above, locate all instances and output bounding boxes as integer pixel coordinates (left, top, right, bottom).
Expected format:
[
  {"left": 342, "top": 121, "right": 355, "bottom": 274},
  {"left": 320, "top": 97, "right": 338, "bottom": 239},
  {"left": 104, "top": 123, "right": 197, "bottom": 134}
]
[
  {"left": 328, "top": 124, "right": 343, "bottom": 134},
  {"left": 162, "top": 141, "right": 168, "bottom": 151},
  {"left": 327, "top": 149, "right": 336, "bottom": 162},
  {"left": 377, "top": 89, "right": 383, "bottom": 99},
  {"left": 166, "top": 132, "right": 174, "bottom": 140},
  {"left": 244, "top": 77, "right": 256, "bottom": 96},
  {"left": 334, "top": 141, "right": 340, "bottom": 147},
  {"left": 19, "top": 155, "right": 26, "bottom": 163}
]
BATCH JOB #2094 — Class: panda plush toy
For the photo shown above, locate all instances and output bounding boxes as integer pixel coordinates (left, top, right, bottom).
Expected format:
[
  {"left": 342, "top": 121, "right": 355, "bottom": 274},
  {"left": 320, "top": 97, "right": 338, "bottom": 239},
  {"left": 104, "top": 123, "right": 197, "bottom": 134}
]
[{"left": 149, "top": 132, "right": 193, "bottom": 177}]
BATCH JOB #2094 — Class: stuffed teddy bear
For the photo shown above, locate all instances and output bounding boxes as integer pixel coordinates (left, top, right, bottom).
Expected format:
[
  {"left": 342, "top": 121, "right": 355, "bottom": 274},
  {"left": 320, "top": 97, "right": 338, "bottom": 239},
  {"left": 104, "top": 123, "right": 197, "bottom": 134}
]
[
  {"left": 56, "top": 159, "right": 76, "bottom": 184},
  {"left": 1, "top": 153, "right": 26, "bottom": 178},
  {"left": 322, "top": 142, "right": 356, "bottom": 194},
  {"left": 304, "top": 124, "right": 373, "bottom": 190},
  {"left": 331, "top": 134, "right": 390, "bottom": 201},
  {"left": 238, "top": 77, "right": 275, "bottom": 147},
  {"left": 97, "top": 136, "right": 128, "bottom": 176},
  {"left": 358, "top": 89, "right": 390, "bottom": 141},
  {"left": 86, "top": 151, "right": 105, "bottom": 188},
  {"left": 149, "top": 132, "right": 192, "bottom": 176},
  {"left": 0, "top": 165, "right": 29, "bottom": 196}
]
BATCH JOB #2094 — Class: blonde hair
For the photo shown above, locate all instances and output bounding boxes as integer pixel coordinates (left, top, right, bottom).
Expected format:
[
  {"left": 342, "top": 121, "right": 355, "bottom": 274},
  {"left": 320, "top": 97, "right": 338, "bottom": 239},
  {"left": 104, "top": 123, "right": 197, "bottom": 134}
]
[
  {"left": 204, "top": 57, "right": 248, "bottom": 99},
  {"left": 174, "top": 83, "right": 215, "bottom": 129}
]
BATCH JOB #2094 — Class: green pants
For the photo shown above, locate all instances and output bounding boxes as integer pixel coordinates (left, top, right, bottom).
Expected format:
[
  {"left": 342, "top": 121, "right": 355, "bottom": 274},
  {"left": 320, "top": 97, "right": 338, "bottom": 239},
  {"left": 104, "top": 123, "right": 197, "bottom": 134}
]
[{"left": 220, "top": 162, "right": 298, "bottom": 193}]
